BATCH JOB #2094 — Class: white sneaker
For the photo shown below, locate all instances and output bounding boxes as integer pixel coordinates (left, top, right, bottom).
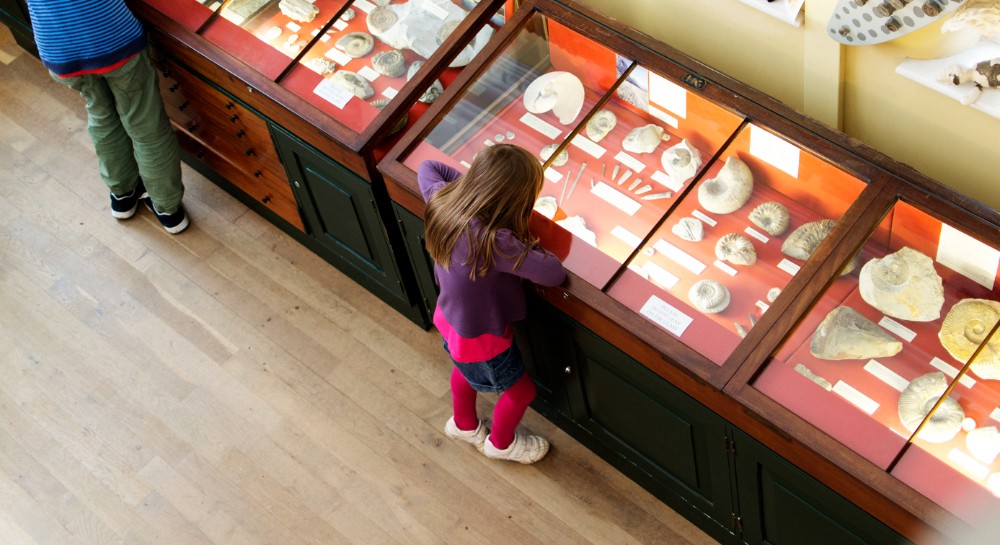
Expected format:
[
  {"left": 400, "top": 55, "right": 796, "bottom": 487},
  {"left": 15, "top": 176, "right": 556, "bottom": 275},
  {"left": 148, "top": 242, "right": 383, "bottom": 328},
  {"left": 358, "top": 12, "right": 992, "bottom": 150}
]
[
  {"left": 444, "top": 417, "right": 488, "bottom": 452},
  {"left": 482, "top": 432, "right": 549, "bottom": 464}
]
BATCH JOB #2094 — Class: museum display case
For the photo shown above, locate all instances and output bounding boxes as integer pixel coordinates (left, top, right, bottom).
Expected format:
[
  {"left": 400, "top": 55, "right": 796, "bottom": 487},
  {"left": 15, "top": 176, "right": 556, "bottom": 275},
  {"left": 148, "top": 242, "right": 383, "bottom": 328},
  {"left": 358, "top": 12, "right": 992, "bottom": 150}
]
[{"left": 377, "top": 0, "right": 1000, "bottom": 543}]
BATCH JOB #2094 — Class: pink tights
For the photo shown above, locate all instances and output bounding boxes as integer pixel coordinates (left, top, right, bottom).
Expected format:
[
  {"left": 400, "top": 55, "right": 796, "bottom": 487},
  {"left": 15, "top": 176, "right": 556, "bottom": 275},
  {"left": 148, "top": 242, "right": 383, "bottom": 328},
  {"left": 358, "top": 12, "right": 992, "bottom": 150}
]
[{"left": 450, "top": 367, "right": 537, "bottom": 450}]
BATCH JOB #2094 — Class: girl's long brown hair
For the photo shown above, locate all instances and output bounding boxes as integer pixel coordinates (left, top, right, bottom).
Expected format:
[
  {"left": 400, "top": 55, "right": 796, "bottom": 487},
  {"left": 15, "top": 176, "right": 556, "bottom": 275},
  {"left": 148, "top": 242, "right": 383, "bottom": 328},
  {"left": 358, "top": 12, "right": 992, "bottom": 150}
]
[{"left": 424, "top": 144, "right": 545, "bottom": 279}]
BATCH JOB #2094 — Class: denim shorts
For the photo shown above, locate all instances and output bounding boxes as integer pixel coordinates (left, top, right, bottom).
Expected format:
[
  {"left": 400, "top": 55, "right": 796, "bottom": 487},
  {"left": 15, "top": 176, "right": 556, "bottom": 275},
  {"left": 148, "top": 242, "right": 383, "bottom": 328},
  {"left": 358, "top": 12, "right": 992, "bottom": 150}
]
[{"left": 445, "top": 341, "right": 526, "bottom": 393}]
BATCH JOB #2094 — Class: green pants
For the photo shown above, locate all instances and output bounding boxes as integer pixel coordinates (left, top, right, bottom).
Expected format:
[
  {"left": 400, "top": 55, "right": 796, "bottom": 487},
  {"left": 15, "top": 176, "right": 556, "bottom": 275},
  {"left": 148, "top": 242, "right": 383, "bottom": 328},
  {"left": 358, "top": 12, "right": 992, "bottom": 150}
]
[{"left": 53, "top": 48, "right": 184, "bottom": 214}]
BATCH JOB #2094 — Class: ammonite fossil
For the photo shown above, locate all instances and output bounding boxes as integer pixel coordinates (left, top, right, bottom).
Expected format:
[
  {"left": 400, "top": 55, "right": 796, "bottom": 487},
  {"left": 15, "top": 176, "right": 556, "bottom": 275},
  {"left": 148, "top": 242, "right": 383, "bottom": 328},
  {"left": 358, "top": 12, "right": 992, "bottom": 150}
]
[
  {"left": 406, "top": 61, "right": 443, "bottom": 104},
  {"left": 781, "top": 219, "right": 836, "bottom": 260},
  {"left": 697, "top": 156, "right": 753, "bottom": 215},
  {"left": 748, "top": 201, "right": 791, "bottom": 237},
  {"left": 367, "top": 5, "right": 399, "bottom": 34},
  {"left": 335, "top": 32, "right": 375, "bottom": 58},
  {"left": 688, "top": 279, "right": 731, "bottom": 314},
  {"left": 539, "top": 144, "right": 568, "bottom": 167},
  {"left": 715, "top": 233, "right": 757, "bottom": 266},
  {"left": 898, "top": 372, "right": 965, "bottom": 444},
  {"left": 810, "top": 306, "right": 902, "bottom": 360},
  {"left": 660, "top": 139, "right": 702, "bottom": 184},
  {"left": 622, "top": 124, "right": 669, "bottom": 154},
  {"left": 330, "top": 71, "right": 374, "bottom": 99},
  {"left": 585, "top": 110, "right": 617, "bottom": 142},
  {"left": 279, "top": 0, "right": 319, "bottom": 23},
  {"left": 372, "top": 49, "right": 406, "bottom": 78},
  {"left": 938, "top": 298, "right": 1000, "bottom": 380},
  {"left": 671, "top": 217, "right": 704, "bottom": 242},
  {"left": 523, "top": 72, "right": 585, "bottom": 125},
  {"left": 859, "top": 247, "right": 944, "bottom": 322}
]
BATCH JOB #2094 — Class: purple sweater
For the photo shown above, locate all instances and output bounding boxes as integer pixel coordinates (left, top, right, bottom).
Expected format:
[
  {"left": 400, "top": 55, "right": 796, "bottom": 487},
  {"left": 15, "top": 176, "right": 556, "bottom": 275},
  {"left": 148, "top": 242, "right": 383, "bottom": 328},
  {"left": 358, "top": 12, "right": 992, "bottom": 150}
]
[{"left": 418, "top": 161, "right": 566, "bottom": 338}]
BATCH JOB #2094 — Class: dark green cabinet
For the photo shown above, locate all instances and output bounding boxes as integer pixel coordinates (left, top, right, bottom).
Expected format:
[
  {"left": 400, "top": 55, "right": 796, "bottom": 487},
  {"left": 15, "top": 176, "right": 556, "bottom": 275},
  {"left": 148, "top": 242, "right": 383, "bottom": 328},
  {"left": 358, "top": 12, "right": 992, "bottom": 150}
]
[
  {"left": 394, "top": 204, "right": 437, "bottom": 326},
  {"left": 271, "top": 125, "right": 422, "bottom": 325},
  {"left": 0, "top": 0, "right": 34, "bottom": 55}
]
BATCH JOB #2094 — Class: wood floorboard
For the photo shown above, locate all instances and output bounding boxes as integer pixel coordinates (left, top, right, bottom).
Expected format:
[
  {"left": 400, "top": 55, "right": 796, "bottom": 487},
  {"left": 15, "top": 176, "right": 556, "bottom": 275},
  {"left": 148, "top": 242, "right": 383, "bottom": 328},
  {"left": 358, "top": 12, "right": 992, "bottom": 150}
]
[{"left": 0, "top": 24, "right": 719, "bottom": 545}]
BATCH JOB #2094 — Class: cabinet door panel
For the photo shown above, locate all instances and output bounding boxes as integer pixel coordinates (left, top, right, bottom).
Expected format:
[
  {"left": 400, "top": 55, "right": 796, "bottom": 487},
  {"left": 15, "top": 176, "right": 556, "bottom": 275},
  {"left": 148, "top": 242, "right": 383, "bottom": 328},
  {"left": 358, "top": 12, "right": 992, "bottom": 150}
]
[
  {"left": 395, "top": 204, "right": 437, "bottom": 323},
  {"left": 302, "top": 163, "right": 377, "bottom": 263}
]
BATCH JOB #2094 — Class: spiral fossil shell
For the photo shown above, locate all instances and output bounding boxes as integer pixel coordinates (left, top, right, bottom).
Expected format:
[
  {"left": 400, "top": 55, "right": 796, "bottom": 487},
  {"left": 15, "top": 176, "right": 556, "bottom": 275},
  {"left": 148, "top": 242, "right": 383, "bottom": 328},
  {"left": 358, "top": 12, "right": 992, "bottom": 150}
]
[
  {"left": 586, "top": 110, "right": 617, "bottom": 142},
  {"left": 810, "top": 306, "right": 902, "bottom": 360},
  {"left": 688, "top": 280, "right": 731, "bottom": 314},
  {"left": 782, "top": 219, "right": 835, "bottom": 261},
  {"left": 748, "top": 201, "right": 791, "bottom": 237},
  {"left": 859, "top": 247, "right": 944, "bottom": 322},
  {"left": 539, "top": 144, "right": 568, "bottom": 167},
  {"left": 622, "top": 124, "right": 669, "bottom": 154},
  {"left": 660, "top": 139, "right": 702, "bottom": 184},
  {"left": 939, "top": 298, "right": 1000, "bottom": 380},
  {"left": 372, "top": 49, "right": 406, "bottom": 77},
  {"left": 671, "top": 217, "right": 704, "bottom": 242},
  {"left": 697, "top": 157, "right": 753, "bottom": 215},
  {"left": 367, "top": 5, "right": 399, "bottom": 34},
  {"left": 335, "top": 32, "right": 375, "bottom": 58},
  {"left": 523, "top": 72, "right": 585, "bottom": 125},
  {"left": 406, "top": 61, "right": 443, "bottom": 103},
  {"left": 330, "top": 71, "right": 374, "bottom": 99},
  {"left": 898, "top": 372, "right": 965, "bottom": 444},
  {"left": 715, "top": 233, "right": 757, "bottom": 266}
]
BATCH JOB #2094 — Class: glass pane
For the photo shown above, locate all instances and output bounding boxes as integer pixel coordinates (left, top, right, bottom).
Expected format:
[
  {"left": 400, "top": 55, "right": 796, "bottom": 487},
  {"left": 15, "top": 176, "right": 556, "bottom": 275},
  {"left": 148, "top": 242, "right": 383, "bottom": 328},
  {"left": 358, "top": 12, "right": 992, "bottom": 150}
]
[
  {"left": 609, "top": 123, "right": 866, "bottom": 365},
  {"left": 141, "top": 0, "right": 220, "bottom": 30},
  {"left": 282, "top": 0, "right": 501, "bottom": 134},
  {"left": 399, "top": 12, "right": 743, "bottom": 287},
  {"left": 201, "top": 0, "right": 352, "bottom": 80},
  {"left": 752, "top": 200, "right": 1000, "bottom": 489}
]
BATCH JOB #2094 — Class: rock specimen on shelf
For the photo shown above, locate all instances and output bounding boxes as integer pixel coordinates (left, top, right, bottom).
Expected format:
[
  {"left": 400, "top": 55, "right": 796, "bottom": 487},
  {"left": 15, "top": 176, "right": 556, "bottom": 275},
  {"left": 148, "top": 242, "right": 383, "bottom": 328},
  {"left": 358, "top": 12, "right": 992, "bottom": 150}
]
[
  {"left": 748, "top": 201, "right": 791, "bottom": 237},
  {"left": 330, "top": 71, "right": 374, "bottom": 99},
  {"left": 306, "top": 57, "right": 337, "bottom": 76},
  {"left": 366, "top": 0, "right": 494, "bottom": 67},
  {"left": 372, "top": 49, "right": 407, "bottom": 77},
  {"left": 279, "top": 0, "right": 320, "bottom": 23},
  {"left": 335, "top": 32, "right": 375, "bottom": 58},
  {"left": 367, "top": 3, "right": 400, "bottom": 34},
  {"left": 939, "top": 298, "right": 1000, "bottom": 380},
  {"left": 659, "top": 138, "right": 702, "bottom": 185},
  {"left": 339, "top": 7, "right": 356, "bottom": 21},
  {"left": 898, "top": 372, "right": 965, "bottom": 444},
  {"left": 967, "top": 426, "right": 1000, "bottom": 464},
  {"left": 767, "top": 287, "right": 781, "bottom": 303},
  {"left": 715, "top": 233, "right": 757, "bottom": 265},
  {"left": 406, "top": 61, "right": 444, "bottom": 103},
  {"left": 697, "top": 156, "right": 753, "bottom": 215},
  {"left": 556, "top": 215, "right": 597, "bottom": 246},
  {"left": 585, "top": 110, "right": 617, "bottom": 142},
  {"left": 859, "top": 247, "right": 944, "bottom": 322},
  {"left": 539, "top": 144, "right": 569, "bottom": 167},
  {"left": 688, "top": 279, "right": 731, "bottom": 314},
  {"left": 782, "top": 219, "right": 835, "bottom": 260},
  {"left": 794, "top": 363, "right": 833, "bottom": 391},
  {"left": 622, "top": 124, "right": 669, "bottom": 154},
  {"left": 523, "top": 71, "right": 585, "bottom": 125},
  {"left": 533, "top": 196, "right": 558, "bottom": 219},
  {"left": 810, "top": 306, "right": 902, "bottom": 360},
  {"left": 671, "top": 217, "right": 704, "bottom": 242},
  {"left": 939, "top": 58, "right": 1000, "bottom": 105}
]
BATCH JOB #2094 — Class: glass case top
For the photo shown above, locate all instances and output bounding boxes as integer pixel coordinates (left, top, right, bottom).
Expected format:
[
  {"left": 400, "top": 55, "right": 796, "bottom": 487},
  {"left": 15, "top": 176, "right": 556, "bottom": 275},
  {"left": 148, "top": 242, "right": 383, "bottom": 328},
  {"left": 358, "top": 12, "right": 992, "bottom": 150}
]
[
  {"left": 749, "top": 198, "right": 1000, "bottom": 523},
  {"left": 279, "top": 0, "right": 502, "bottom": 134},
  {"left": 141, "top": 0, "right": 221, "bottom": 31},
  {"left": 200, "top": 0, "right": 353, "bottom": 80},
  {"left": 399, "top": 10, "right": 744, "bottom": 287},
  {"left": 607, "top": 123, "right": 868, "bottom": 366}
]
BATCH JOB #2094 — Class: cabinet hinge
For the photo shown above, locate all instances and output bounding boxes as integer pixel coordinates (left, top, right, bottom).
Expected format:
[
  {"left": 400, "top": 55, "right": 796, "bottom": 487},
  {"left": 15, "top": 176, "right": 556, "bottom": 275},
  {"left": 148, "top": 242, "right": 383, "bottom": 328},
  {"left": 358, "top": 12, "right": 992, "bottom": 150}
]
[
  {"left": 731, "top": 514, "right": 743, "bottom": 533},
  {"left": 725, "top": 436, "right": 736, "bottom": 457}
]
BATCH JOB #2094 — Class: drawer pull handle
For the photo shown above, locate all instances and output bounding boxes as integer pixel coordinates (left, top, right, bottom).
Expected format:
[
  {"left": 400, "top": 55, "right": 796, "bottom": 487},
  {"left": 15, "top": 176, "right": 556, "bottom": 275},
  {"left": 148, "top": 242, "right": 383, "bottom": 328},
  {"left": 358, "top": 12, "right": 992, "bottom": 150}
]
[
  {"left": 229, "top": 114, "right": 239, "bottom": 123},
  {"left": 262, "top": 195, "right": 271, "bottom": 203},
  {"left": 235, "top": 130, "right": 245, "bottom": 138},
  {"left": 168, "top": 83, "right": 179, "bottom": 92},
  {"left": 225, "top": 102, "right": 235, "bottom": 110},
  {"left": 195, "top": 150, "right": 206, "bottom": 159},
  {"left": 187, "top": 122, "right": 199, "bottom": 132},
  {"left": 244, "top": 148, "right": 255, "bottom": 156},
  {"left": 253, "top": 170, "right": 263, "bottom": 178},
  {"left": 178, "top": 101, "right": 189, "bottom": 111}
]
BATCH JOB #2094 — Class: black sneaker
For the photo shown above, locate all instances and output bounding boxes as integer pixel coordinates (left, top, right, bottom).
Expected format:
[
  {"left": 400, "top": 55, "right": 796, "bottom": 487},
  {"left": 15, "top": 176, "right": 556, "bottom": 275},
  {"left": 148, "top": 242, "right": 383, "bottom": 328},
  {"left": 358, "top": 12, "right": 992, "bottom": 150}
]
[
  {"left": 143, "top": 198, "right": 190, "bottom": 234},
  {"left": 110, "top": 179, "right": 147, "bottom": 219}
]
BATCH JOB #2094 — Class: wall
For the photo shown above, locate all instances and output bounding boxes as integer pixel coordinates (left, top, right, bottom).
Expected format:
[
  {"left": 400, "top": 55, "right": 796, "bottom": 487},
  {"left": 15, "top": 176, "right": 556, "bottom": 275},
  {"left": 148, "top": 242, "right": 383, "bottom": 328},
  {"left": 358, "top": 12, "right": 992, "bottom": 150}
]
[{"left": 576, "top": 0, "right": 1000, "bottom": 212}]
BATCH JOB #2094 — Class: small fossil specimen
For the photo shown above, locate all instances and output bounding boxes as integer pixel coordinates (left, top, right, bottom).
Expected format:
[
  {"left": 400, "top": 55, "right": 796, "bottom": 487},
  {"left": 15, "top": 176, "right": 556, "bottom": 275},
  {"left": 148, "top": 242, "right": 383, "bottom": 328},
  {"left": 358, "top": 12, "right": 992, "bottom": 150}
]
[
  {"left": 698, "top": 157, "right": 753, "bottom": 215},
  {"left": 586, "top": 110, "right": 617, "bottom": 142},
  {"left": 715, "top": 233, "right": 757, "bottom": 265},
  {"left": 672, "top": 218, "right": 704, "bottom": 242},
  {"left": 622, "top": 124, "right": 670, "bottom": 154},
  {"left": 748, "top": 201, "right": 791, "bottom": 237},
  {"left": 688, "top": 280, "right": 731, "bottom": 314},
  {"left": 810, "top": 306, "right": 902, "bottom": 360},
  {"left": 898, "top": 372, "right": 965, "bottom": 443},
  {"left": 335, "top": 32, "right": 375, "bottom": 58}
]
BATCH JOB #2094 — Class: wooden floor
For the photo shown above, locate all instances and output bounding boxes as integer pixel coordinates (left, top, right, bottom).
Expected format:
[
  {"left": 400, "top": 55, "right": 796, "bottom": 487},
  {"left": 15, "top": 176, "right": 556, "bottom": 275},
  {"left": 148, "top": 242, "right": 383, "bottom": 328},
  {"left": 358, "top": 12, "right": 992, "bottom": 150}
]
[{"left": 0, "top": 26, "right": 719, "bottom": 545}]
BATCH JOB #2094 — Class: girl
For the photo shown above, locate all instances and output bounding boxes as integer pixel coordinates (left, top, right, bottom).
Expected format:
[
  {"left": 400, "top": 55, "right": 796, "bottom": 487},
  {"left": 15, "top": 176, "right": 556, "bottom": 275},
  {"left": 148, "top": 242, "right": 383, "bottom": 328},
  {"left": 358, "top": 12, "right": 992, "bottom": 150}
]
[{"left": 419, "top": 144, "right": 566, "bottom": 464}]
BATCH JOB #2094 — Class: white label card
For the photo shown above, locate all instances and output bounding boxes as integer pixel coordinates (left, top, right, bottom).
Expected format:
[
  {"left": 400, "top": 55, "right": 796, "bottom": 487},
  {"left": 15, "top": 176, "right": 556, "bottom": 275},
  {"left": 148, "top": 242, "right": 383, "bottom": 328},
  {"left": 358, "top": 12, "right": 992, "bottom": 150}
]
[
  {"left": 286, "top": 21, "right": 302, "bottom": 32},
  {"left": 324, "top": 47, "right": 354, "bottom": 66},
  {"left": 777, "top": 259, "right": 800, "bottom": 275},
  {"left": 571, "top": 133, "right": 607, "bottom": 159},
  {"left": 591, "top": 182, "right": 641, "bottom": 215},
  {"left": 423, "top": 0, "right": 451, "bottom": 19},
  {"left": 864, "top": 359, "right": 909, "bottom": 391},
  {"left": 648, "top": 106, "right": 679, "bottom": 129},
  {"left": 651, "top": 170, "right": 682, "bottom": 191},
  {"left": 519, "top": 112, "right": 562, "bottom": 139},
  {"left": 654, "top": 239, "right": 707, "bottom": 275},
  {"left": 640, "top": 295, "right": 694, "bottom": 337},
  {"left": 353, "top": 0, "right": 377, "bottom": 13},
  {"left": 544, "top": 168, "right": 563, "bottom": 182},
  {"left": 878, "top": 316, "right": 916, "bottom": 342},
  {"left": 756, "top": 301, "right": 770, "bottom": 313},
  {"left": 937, "top": 224, "right": 999, "bottom": 290},
  {"left": 642, "top": 262, "right": 680, "bottom": 290},
  {"left": 313, "top": 78, "right": 354, "bottom": 109},
  {"left": 833, "top": 381, "right": 879, "bottom": 415},
  {"left": 359, "top": 66, "right": 380, "bottom": 82},
  {"left": 713, "top": 260, "right": 738, "bottom": 276},
  {"left": 648, "top": 71, "right": 687, "bottom": 119},
  {"left": 614, "top": 151, "right": 647, "bottom": 173},
  {"left": 991, "top": 407, "right": 1000, "bottom": 423},
  {"left": 611, "top": 225, "right": 642, "bottom": 248},
  {"left": 744, "top": 226, "right": 769, "bottom": 244},
  {"left": 332, "top": 20, "right": 349, "bottom": 31},
  {"left": 749, "top": 124, "right": 800, "bottom": 178},
  {"left": 947, "top": 449, "right": 991, "bottom": 480},
  {"left": 381, "top": 87, "right": 398, "bottom": 99},
  {"left": 930, "top": 357, "right": 977, "bottom": 388},
  {"left": 691, "top": 209, "right": 717, "bottom": 227}
]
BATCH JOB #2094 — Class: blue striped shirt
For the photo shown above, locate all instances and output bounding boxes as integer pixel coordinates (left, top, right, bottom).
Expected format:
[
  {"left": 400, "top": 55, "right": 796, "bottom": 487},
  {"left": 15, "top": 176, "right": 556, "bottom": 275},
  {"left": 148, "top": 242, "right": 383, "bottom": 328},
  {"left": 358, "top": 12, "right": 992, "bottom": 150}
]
[{"left": 26, "top": 0, "right": 146, "bottom": 76}]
